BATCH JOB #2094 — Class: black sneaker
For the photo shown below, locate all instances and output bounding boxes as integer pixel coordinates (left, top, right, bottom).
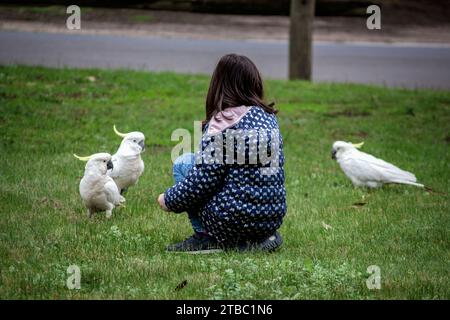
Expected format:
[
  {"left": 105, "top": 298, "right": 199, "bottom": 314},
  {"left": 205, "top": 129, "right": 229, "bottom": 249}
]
[
  {"left": 231, "top": 231, "right": 283, "bottom": 253},
  {"left": 166, "top": 233, "right": 223, "bottom": 254}
]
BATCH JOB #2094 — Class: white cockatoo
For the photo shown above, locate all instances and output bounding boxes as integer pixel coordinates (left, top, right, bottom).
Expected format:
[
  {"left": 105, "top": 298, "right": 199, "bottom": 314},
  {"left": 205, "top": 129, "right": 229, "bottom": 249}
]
[
  {"left": 331, "top": 141, "right": 424, "bottom": 188},
  {"left": 74, "top": 153, "right": 124, "bottom": 218},
  {"left": 107, "top": 125, "right": 145, "bottom": 194}
]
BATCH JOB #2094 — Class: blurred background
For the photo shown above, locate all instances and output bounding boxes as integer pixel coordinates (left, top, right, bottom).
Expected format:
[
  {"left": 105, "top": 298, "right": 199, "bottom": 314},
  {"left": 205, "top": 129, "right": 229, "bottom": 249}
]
[{"left": 0, "top": 0, "right": 449, "bottom": 89}]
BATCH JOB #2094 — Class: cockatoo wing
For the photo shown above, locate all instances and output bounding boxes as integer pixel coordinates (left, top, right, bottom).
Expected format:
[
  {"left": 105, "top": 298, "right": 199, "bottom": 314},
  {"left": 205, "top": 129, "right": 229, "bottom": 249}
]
[
  {"left": 138, "top": 158, "right": 145, "bottom": 176},
  {"left": 340, "top": 156, "right": 383, "bottom": 182},
  {"left": 107, "top": 153, "right": 121, "bottom": 179},
  {"left": 342, "top": 151, "right": 418, "bottom": 184},
  {"left": 104, "top": 178, "right": 121, "bottom": 206}
]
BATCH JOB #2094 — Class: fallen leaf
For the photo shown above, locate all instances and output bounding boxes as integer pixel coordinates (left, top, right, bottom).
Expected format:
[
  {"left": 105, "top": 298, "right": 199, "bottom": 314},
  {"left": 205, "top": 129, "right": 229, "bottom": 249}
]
[
  {"left": 352, "top": 202, "right": 367, "bottom": 208},
  {"left": 86, "top": 76, "right": 96, "bottom": 82},
  {"left": 39, "top": 197, "right": 48, "bottom": 204},
  {"left": 175, "top": 280, "right": 188, "bottom": 291},
  {"left": 322, "top": 221, "right": 333, "bottom": 231}
]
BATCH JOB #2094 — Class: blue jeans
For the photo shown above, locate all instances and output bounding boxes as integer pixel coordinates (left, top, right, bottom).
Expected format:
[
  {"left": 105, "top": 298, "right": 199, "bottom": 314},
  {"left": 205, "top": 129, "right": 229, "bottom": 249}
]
[{"left": 173, "top": 153, "right": 205, "bottom": 234}]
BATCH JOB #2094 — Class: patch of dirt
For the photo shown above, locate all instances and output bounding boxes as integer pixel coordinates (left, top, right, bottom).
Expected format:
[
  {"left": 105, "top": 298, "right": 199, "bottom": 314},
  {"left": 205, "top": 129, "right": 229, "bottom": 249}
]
[
  {"left": 0, "top": 92, "right": 18, "bottom": 99},
  {"left": 325, "top": 109, "right": 371, "bottom": 117},
  {"left": 425, "top": 186, "right": 447, "bottom": 195},
  {"left": 355, "top": 131, "right": 369, "bottom": 138},
  {"left": 71, "top": 108, "right": 90, "bottom": 120}
]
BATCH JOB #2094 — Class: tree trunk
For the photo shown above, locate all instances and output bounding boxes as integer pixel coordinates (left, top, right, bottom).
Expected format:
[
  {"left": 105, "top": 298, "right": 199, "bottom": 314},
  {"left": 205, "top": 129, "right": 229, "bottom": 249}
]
[{"left": 289, "top": 0, "right": 315, "bottom": 80}]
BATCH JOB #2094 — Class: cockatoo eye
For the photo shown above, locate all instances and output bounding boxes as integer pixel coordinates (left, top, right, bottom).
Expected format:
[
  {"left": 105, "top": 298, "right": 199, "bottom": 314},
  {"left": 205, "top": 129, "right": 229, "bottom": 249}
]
[{"left": 133, "top": 139, "right": 137, "bottom": 143}]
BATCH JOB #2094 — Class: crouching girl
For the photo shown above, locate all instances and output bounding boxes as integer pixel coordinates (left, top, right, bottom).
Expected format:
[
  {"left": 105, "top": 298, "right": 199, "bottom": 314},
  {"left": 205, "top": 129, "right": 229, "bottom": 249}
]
[{"left": 157, "top": 54, "right": 286, "bottom": 253}]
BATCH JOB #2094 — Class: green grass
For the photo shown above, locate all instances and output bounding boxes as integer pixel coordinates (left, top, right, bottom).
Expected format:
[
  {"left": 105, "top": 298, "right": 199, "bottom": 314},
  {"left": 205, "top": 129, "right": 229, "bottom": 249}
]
[
  {"left": 0, "top": 65, "right": 449, "bottom": 299},
  {"left": 16, "top": 5, "right": 65, "bottom": 15},
  {"left": 130, "top": 15, "right": 153, "bottom": 23},
  {"left": 13, "top": 5, "right": 93, "bottom": 17}
]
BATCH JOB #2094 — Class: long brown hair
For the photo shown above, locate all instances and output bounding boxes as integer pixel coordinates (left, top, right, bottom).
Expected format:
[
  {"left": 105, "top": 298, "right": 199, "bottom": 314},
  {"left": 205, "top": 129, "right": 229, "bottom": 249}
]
[{"left": 205, "top": 54, "right": 276, "bottom": 123}]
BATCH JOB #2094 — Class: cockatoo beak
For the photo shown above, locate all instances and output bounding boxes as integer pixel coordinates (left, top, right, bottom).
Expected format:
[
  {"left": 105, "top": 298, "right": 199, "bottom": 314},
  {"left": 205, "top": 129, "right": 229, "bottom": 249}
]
[
  {"left": 331, "top": 149, "right": 337, "bottom": 160},
  {"left": 138, "top": 140, "right": 145, "bottom": 152},
  {"left": 351, "top": 142, "right": 364, "bottom": 149},
  {"left": 107, "top": 160, "right": 114, "bottom": 170},
  {"left": 113, "top": 125, "right": 128, "bottom": 138}
]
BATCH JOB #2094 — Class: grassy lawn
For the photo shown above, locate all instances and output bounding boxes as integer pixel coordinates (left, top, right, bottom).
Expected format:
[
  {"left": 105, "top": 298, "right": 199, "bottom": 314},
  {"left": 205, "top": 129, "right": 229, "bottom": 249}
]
[{"left": 0, "top": 65, "right": 449, "bottom": 299}]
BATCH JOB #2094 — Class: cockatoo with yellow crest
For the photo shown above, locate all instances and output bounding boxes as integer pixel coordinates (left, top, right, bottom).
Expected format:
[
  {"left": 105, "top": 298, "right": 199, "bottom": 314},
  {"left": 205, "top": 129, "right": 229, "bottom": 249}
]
[
  {"left": 74, "top": 153, "right": 124, "bottom": 218},
  {"left": 108, "top": 125, "right": 145, "bottom": 194},
  {"left": 331, "top": 141, "right": 424, "bottom": 188}
]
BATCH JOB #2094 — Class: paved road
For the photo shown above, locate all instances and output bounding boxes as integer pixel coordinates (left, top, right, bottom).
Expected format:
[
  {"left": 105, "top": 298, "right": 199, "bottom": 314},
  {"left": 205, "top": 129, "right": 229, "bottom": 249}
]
[{"left": 1, "top": 30, "right": 449, "bottom": 90}]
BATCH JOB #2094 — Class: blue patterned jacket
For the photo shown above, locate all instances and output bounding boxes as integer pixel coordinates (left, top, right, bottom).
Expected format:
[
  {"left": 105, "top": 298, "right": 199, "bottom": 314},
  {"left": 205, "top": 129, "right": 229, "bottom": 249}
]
[{"left": 164, "top": 106, "right": 286, "bottom": 244}]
